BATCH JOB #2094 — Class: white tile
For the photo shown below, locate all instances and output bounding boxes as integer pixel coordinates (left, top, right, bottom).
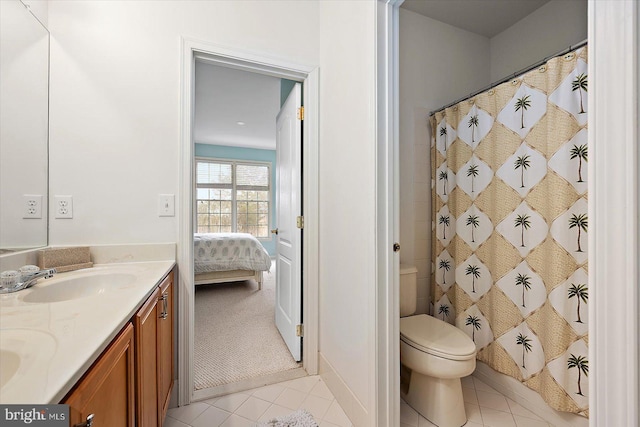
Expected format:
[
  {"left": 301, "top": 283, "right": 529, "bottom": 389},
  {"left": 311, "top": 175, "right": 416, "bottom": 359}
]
[
  {"left": 322, "top": 400, "right": 352, "bottom": 427},
  {"left": 167, "top": 402, "right": 209, "bottom": 424},
  {"left": 463, "top": 386, "right": 479, "bottom": 405},
  {"left": 319, "top": 421, "right": 343, "bottom": 427},
  {"left": 273, "top": 387, "right": 308, "bottom": 410},
  {"left": 309, "top": 379, "right": 335, "bottom": 400},
  {"left": 400, "top": 400, "right": 420, "bottom": 426},
  {"left": 251, "top": 384, "right": 286, "bottom": 402},
  {"left": 465, "top": 403, "right": 483, "bottom": 424},
  {"left": 464, "top": 422, "right": 484, "bottom": 427},
  {"left": 506, "top": 398, "right": 545, "bottom": 421},
  {"left": 190, "top": 406, "right": 232, "bottom": 427},
  {"left": 480, "top": 407, "right": 517, "bottom": 427},
  {"left": 477, "top": 391, "right": 511, "bottom": 412},
  {"left": 258, "top": 404, "right": 295, "bottom": 422},
  {"left": 461, "top": 376, "right": 475, "bottom": 389},
  {"left": 203, "top": 396, "right": 220, "bottom": 406},
  {"left": 163, "top": 416, "right": 190, "bottom": 427},
  {"left": 211, "top": 393, "right": 251, "bottom": 413},
  {"left": 285, "top": 375, "right": 322, "bottom": 394},
  {"left": 513, "top": 415, "right": 550, "bottom": 427},
  {"left": 299, "top": 394, "right": 333, "bottom": 420},
  {"left": 219, "top": 414, "right": 255, "bottom": 427},
  {"left": 233, "top": 396, "right": 271, "bottom": 421},
  {"left": 473, "top": 377, "right": 501, "bottom": 395}
]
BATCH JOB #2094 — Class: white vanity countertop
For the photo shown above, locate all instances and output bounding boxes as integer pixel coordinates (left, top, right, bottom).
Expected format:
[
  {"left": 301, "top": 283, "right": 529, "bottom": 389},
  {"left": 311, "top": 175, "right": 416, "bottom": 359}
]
[{"left": 0, "top": 260, "right": 175, "bottom": 404}]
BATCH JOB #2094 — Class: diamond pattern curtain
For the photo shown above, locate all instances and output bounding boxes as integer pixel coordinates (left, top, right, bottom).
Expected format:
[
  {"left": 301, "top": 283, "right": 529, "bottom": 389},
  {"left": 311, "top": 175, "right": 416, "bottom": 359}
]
[{"left": 430, "top": 46, "right": 588, "bottom": 416}]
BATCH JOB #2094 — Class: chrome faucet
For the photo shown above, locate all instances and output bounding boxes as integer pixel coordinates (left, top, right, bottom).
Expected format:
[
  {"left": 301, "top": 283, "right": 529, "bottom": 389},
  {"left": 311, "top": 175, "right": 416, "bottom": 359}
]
[{"left": 0, "top": 266, "right": 56, "bottom": 294}]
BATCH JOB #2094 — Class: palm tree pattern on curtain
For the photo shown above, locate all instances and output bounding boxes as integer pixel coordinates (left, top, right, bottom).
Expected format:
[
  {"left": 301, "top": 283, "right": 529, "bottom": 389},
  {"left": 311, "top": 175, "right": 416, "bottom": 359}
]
[
  {"left": 430, "top": 47, "right": 589, "bottom": 417},
  {"left": 438, "top": 304, "right": 450, "bottom": 321}
]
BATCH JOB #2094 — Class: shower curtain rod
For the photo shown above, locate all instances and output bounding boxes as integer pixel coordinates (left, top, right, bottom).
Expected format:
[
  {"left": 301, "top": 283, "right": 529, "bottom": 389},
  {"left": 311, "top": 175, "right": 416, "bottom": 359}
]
[{"left": 429, "top": 38, "right": 588, "bottom": 117}]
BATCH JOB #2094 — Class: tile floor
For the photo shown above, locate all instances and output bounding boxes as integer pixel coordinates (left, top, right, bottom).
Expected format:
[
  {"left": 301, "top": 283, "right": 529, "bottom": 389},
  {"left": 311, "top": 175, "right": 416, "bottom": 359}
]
[
  {"left": 166, "top": 374, "right": 552, "bottom": 427},
  {"left": 165, "top": 375, "right": 353, "bottom": 427},
  {"left": 401, "top": 375, "right": 552, "bottom": 427}
]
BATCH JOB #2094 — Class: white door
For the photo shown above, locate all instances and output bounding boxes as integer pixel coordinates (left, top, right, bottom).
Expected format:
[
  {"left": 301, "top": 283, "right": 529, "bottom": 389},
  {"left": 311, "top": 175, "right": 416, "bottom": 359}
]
[{"left": 274, "top": 83, "right": 303, "bottom": 361}]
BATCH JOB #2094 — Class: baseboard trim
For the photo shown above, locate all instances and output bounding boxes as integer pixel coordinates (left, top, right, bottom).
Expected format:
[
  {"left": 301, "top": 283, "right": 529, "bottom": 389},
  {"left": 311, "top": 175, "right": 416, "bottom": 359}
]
[
  {"left": 319, "top": 353, "right": 369, "bottom": 426},
  {"left": 473, "top": 362, "right": 588, "bottom": 427},
  {"left": 191, "top": 367, "right": 307, "bottom": 402}
]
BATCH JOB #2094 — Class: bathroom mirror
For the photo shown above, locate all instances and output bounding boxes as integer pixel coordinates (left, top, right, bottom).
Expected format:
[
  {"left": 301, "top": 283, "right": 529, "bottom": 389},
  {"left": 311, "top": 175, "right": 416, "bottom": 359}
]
[{"left": 0, "top": 0, "right": 49, "bottom": 253}]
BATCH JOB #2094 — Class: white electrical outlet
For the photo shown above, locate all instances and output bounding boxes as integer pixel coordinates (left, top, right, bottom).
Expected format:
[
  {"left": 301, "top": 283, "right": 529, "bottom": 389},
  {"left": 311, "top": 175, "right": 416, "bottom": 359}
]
[
  {"left": 23, "top": 194, "right": 43, "bottom": 219},
  {"left": 158, "top": 194, "right": 175, "bottom": 217},
  {"left": 55, "top": 195, "right": 73, "bottom": 219}
]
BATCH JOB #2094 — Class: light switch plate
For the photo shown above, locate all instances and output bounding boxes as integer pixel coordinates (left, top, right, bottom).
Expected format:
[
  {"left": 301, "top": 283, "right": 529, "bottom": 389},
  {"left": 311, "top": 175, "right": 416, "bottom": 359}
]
[{"left": 158, "top": 194, "right": 175, "bottom": 217}]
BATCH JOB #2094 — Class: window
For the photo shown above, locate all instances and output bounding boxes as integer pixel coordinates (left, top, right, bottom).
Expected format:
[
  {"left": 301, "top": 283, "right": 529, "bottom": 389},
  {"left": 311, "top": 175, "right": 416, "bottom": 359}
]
[{"left": 196, "top": 159, "right": 270, "bottom": 238}]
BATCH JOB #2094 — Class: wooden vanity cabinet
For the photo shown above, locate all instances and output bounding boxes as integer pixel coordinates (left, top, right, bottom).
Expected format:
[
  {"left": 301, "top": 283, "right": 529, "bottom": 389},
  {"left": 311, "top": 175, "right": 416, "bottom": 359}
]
[
  {"left": 61, "top": 268, "right": 175, "bottom": 427},
  {"left": 135, "top": 286, "right": 160, "bottom": 427},
  {"left": 136, "top": 270, "right": 175, "bottom": 427},
  {"left": 63, "top": 323, "right": 136, "bottom": 427},
  {"left": 157, "top": 272, "right": 174, "bottom": 423}
]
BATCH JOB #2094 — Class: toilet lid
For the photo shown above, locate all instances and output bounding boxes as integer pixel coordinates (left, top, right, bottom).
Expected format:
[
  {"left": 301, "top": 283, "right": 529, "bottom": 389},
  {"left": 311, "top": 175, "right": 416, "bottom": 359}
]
[{"left": 400, "top": 314, "right": 476, "bottom": 360}]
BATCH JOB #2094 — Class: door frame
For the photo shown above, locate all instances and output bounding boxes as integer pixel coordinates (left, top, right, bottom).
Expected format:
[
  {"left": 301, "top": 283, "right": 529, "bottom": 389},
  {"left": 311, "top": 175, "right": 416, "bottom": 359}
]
[
  {"left": 376, "top": 1, "right": 402, "bottom": 426},
  {"left": 178, "top": 38, "right": 319, "bottom": 405}
]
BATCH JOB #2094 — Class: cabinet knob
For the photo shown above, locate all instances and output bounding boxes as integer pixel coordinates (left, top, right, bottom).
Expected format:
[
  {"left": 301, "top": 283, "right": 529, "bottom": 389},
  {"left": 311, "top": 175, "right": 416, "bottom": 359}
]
[{"left": 74, "top": 413, "right": 94, "bottom": 427}]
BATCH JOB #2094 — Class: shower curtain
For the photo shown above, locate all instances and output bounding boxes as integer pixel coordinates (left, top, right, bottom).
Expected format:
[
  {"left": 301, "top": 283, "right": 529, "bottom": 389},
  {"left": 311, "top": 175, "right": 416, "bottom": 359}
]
[{"left": 430, "top": 46, "right": 588, "bottom": 417}]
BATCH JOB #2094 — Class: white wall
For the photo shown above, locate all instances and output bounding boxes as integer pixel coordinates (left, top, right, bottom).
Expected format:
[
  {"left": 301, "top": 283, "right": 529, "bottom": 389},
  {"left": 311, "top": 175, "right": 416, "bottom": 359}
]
[
  {"left": 22, "top": 0, "right": 48, "bottom": 28},
  {"left": 47, "top": 0, "right": 319, "bottom": 245},
  {"left": 399, "top": 9, "right": 491, "bottom": 314},
  {"left": 490, "top": 0, "right": 587, "bottom": 81},
  {"left": 317, "top": 1, "right": 377, "bottom": 425},
  {"left": 0, "top": 0, "right": 49, "bottom": 250}
]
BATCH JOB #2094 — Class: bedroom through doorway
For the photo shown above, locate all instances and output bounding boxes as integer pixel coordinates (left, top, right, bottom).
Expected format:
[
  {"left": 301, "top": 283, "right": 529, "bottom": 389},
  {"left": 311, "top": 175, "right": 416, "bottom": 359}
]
[{"left": 192, "top": 61, "right": 305, "bottom": 399}]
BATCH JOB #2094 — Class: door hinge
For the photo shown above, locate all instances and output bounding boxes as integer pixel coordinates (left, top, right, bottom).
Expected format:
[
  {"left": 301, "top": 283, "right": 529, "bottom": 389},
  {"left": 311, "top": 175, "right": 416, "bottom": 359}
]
[
  {"left": 296, "top": 324, "right": 304, "bottom": 337},
  {"left": 297, "top": 106, "right": 304, "bottom": 121},
  {"left": 296, "top": 216, "right": 304, "bottom": 229}
]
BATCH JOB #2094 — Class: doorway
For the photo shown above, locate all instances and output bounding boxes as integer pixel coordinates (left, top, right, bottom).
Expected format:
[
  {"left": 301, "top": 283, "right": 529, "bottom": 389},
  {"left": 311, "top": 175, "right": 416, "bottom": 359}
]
[
  {"left": 191, "top": 63, "right": 302, "bottom": 397},
  {"left": 178, "top": 39, "right": 320, "bottom": 406}
]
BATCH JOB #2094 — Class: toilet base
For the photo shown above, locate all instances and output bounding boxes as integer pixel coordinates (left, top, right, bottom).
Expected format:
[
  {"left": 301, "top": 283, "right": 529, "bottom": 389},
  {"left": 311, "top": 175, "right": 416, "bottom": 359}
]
[{"left": 402, "top": 369, "right": 467, "bottom": 427}]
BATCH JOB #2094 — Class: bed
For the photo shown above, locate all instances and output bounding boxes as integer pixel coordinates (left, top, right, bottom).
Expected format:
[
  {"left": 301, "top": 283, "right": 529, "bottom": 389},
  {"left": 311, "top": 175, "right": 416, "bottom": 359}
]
[{"left": 194, "top": 232, "right": 272, "bottom": 290}]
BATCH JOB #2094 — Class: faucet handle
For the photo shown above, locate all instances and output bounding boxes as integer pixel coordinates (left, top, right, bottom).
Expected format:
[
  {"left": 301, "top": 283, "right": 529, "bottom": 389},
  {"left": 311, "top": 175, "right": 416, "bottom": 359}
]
[
  {"left": 0, "top": 270, "right": 19, "bottom": 290},
  {"left": 19, "top": 265, "right": 40, "bottom": 274}
]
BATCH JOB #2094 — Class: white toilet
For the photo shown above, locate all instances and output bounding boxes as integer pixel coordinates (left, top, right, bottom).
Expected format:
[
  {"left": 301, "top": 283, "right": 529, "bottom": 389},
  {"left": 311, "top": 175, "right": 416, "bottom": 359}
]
[{"left": 400, "top": 265, "right": 477, "bottom": 427}]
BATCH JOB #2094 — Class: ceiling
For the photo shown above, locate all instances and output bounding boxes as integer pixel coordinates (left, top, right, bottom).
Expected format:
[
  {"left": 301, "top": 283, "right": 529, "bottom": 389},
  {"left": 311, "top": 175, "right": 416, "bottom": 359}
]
[
  {"left": 194, "top": 62, "right": 280, "bottom": 150},
  {"left": 401, "top": 0, "right": 551, "bottom": 38},
  {"left": 194, "top": 0, "right": 552, "bottom": 149}
]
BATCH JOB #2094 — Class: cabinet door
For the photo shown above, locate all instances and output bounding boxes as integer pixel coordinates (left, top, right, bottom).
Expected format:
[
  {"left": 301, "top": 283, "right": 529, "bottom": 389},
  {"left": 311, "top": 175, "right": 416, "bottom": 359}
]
[
  {"left": 64, "top": 323, "right": 135, "bottom": 427},
  {"left": 135, "top": 287, "right": 160, "bottom": 427},
  {"left": 158, "top": 270, "right": 174, "bottom": 425}
]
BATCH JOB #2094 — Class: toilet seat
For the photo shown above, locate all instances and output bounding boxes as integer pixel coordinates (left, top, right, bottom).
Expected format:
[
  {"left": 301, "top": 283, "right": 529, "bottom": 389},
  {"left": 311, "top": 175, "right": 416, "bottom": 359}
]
[{"left": 400, "top": 314, "right": 476, "bottom": 361}]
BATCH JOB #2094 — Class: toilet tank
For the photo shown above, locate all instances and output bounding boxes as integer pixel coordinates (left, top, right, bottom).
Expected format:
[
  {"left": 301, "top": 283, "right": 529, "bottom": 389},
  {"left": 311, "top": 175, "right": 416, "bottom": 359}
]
[{"left": 400, "top": 264, "right": 418, "bottom": 317}]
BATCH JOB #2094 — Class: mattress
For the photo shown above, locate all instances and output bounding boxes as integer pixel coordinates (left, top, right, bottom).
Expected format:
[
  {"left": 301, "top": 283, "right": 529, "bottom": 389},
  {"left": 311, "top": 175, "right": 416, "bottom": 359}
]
[{"left": 194, "top": 232, "right": 272, "bottom": 274}]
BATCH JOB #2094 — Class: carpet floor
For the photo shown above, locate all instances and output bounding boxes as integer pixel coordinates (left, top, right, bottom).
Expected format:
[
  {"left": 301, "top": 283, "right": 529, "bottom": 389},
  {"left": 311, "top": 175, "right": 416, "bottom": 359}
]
[{"left": 194, "top": 265, "right": 300, "bottom": 390}]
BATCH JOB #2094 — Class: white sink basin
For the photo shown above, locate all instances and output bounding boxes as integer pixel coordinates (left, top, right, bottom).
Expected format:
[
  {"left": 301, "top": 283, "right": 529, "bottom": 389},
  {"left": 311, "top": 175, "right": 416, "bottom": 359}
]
[
  {"left": 0, "top": 349, "right": 20, "bottom": 388},
  {"left": 22, "top": 273, "right": 137, "bottom": 303},
  {"left": 0, "top": 329, "right": 57, "bottom": 391}
]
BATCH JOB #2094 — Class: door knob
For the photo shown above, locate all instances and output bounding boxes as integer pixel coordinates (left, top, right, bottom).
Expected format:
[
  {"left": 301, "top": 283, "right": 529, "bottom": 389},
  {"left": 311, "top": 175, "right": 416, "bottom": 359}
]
[
  {"left": 393, "top": 242, "right": 401, "bottom": 252},
  {"left": 271, "top": 229, "right": 279, "bottom": 235}
]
